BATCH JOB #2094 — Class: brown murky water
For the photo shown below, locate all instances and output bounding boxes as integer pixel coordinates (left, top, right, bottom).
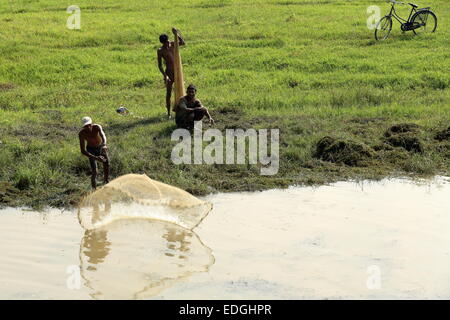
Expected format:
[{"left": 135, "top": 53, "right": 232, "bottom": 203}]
[{"left": 0, "top": 176, "right": 449, "bottom": 299}]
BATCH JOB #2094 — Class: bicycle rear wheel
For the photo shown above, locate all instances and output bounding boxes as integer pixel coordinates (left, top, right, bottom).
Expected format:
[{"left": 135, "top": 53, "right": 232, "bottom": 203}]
[
  {"left": 412, "top": 10, "right": 437, "bottom": 35},
  {"left": 375, "top": 16, "right": 392, "bottom": 41}
]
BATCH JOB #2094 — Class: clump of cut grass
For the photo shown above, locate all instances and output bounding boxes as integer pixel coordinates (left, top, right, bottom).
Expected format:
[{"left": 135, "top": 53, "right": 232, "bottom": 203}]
[{"left": 314, "top": 136, "right": 375, "bottom": 166}]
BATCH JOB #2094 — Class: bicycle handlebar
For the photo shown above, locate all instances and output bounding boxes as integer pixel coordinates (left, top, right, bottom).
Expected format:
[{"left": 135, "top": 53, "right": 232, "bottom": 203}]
[{"left": 387, "top": 0, "right": 405, "bottom": 5}]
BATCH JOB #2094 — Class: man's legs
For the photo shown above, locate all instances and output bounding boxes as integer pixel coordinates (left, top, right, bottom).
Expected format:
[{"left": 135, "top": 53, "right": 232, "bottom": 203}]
[
  {"left": 101, "top": 148, "right": 110, "bottom": 185},
  {"left": 166, "top": 79, "right": 174, "bottom": 118},
  {"left": 183, "top": 110, "right": 207, "bottom": 130},
  {"left": 193, "top": 109, "right": 207, "bottom": 121},
  {"left": 89, "top": 157, "right": 98, "bottom": 189},
  {"left": 176, "top": 109, "right": 207, "bottom": 130}
]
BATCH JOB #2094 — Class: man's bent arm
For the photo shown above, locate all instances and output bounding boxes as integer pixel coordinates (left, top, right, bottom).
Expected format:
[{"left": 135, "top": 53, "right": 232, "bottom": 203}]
[
  {"left": 79, "top": 134, "right": 94, "bottom": 158},
  {"left": 203, "top": 107, "right": 213, "bottom": 120},
  {"left": 172, "top": 28, "right": 185, "bottom": 46},
  {"left": 97, "top": 125, "right": 107, "bottom": 147},
  {"left": 178, "top": 99, "right": 194, "bottom": 113},
  {"left": 178, "top": 33, "right": 185, "bottom": 46},
  {"left": 197, "top": 101, "right": 213, "bottom": 121},
  {"left": 157, "top": 51, "right": 166, "bottom": 78}
]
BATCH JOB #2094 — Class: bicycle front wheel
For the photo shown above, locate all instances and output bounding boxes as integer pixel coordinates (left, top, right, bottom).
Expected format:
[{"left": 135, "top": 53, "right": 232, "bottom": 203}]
[
  {"left": 375, "top": 16, "right": 392, "bottom": 41},
  {"left": 412, "top": 10, "right": 437, "bottom": 35}
]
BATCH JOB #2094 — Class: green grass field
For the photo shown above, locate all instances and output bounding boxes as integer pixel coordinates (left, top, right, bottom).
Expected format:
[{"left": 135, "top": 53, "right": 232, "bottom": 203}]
[{"left": 0, "top": 0, "right": 449, "bottom": 208}]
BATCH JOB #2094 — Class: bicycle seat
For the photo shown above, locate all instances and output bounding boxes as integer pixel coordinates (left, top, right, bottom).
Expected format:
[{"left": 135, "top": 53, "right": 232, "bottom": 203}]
[{"left": 408, "top": 2, "right": 418, "bottom": 8}]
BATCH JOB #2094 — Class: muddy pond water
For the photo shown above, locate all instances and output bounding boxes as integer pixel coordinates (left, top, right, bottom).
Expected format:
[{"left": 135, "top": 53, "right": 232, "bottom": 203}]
[{"left": 0, "top": 176, "right": 449, "bottom": 299}]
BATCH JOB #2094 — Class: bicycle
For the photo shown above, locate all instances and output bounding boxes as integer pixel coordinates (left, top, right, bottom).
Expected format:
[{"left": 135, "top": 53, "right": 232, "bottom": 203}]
[{"left": 375, "top": 0, "right": 437, "bottom": 41}]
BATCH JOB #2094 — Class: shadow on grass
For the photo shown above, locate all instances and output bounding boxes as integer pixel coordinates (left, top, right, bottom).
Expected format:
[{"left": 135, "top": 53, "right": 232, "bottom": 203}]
[{"left": 107, "top": 116, "right": 165, "bottom": 135}]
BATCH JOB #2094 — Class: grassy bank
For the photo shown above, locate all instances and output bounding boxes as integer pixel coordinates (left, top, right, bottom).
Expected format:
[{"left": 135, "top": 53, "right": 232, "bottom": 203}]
[{"left": 0, "top": 0, "right": 449, "bottom": 208}]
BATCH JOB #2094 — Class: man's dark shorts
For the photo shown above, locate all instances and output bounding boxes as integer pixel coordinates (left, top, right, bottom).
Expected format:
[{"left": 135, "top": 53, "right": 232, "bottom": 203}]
[
  {"left": 87, "top": 145, "right": 106, "bottom": 171},
  {"left": 175, "top": 109, "right": 206, "bottom": 129}
]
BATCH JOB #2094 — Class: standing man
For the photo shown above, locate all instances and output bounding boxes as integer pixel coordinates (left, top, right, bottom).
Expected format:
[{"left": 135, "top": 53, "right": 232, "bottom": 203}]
[
  {"left": 79, "top": 116, "right": 110, "bottom": 189},
  {"left": 157, "top": 27, "right": 185, "bottom": 118}
]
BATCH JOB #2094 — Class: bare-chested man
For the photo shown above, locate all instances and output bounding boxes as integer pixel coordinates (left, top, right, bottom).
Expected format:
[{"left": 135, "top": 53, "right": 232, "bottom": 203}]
[
  {"left": 175, "top": 84, "right": 214, "bottom": 130},
  {"left": 79, "top": 117, "right": 109, "bottom": 189},
  {"left": 157, "top": 27, "right": 185, "bottom": 118}
]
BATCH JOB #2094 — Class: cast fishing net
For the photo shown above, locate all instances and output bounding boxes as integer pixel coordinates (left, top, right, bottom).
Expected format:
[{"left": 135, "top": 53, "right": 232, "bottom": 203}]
[{"left": 78, "top": 174, "right": 213, "bottom": 230}]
